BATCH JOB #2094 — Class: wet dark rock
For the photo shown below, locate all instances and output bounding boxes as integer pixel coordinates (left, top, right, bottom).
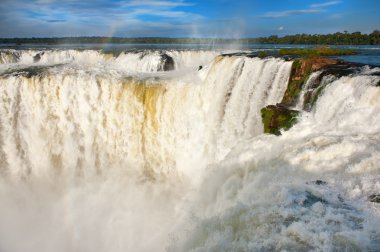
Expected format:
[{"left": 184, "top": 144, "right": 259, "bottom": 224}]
[
  {"left": 138, "top": 51, "right": 149, "bottom": 59},
  {"left": 33, "top": 52, "right": 44, "bottom": 63},
  {"left": 261, "top": 104, "right": 299, "bottom": 135},
  {"left": 322, "top": 63, "right": 359, "bottom": 77},
  {"left": 368, "top": 194, "right": 380, "bottom": 203},
  {"left": 338, "top": 194, "right": 344, "bottom": 202},
  {"left": 294, "top": 191, "right": 327, "bottom": 207},
  {"left": 262, "top": 58, "right": 363, "bottom": 134},
  {"left": 281, "top": 58, "right": 339, "bottom": 107},
  {"left": 307, "top": 180, "right": 327, "bottom": 186},
  {"left": 2, "top": 64, "right": 64, "bottom": 78},
  {"left": 372, "top": 71, "right": 380, "bottom": 77},
  {"left": 2, "top": 66, "right": 46, "bottom": 78},
  {"left": 303, "top": 84, "right": 329, "bottom": 112},
  {"left": 303, "top": 192, "right": 328, "bottom": 207},
  {"left": 315, "top": 180, "right": 327, "bottom": 185},
  {"left": 283, "top": 215, "right": 299, "bottom": 227},
  {"left": 160, "top": 54, "right": 175, "bottom": 71}
]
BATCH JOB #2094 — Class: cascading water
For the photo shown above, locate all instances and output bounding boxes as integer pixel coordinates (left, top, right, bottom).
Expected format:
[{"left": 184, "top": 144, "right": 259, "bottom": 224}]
[
  {"left": 0, "top": 49, "right": 379, "bottom": 252},
  {"left": 0, "top": 52, "right": 292, "bottom": 178},
  {"left": 294, "top": 71, "right": 322, "bottom": 110},
  {"left": 170, "top": 73, "right": 380, "bottom": 251},
  {"left": 0, "top": 49, "right": 219, "bottom": 72}
]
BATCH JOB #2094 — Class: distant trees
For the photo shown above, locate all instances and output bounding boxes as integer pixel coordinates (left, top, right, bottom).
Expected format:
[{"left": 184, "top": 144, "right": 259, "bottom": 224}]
[
  {"left": 371, "top": 30, "right": 380, "bottom": 45},
  {"left": 0, "top": 30, "right": 379, "bottom": 45},
  {"left": 254, "top": 30, "right": 380, "bottom": 45}
]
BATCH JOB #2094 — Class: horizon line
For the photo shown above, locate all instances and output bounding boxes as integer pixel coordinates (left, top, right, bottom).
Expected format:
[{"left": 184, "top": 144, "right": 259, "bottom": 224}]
[{"left": 0, "top": 30, "right": 379, "bottom": 40}]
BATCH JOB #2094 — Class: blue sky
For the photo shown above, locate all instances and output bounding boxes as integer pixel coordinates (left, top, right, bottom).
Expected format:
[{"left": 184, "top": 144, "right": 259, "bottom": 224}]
[{"left": 0, "top": 0, "right": 379, "bottom": 38}]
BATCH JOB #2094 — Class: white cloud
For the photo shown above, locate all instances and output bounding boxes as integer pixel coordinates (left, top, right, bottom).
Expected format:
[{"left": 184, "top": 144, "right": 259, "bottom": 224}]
[
  {"left": 261, "top": 9, "right": 324, "bottom": 18},
  {"left": 130, "top": 8, "right": 202, "bottom": 19},
  {"left": 120, "top": 0, "right": 198, "bottom": 19},
  {"left": 36, "top": 0, "right": 56, "bottom": 4},
  {"left": 125, "top": 0, "right": 193, "bottom": 7},
  {"left": 260, "top": 0, "right": 342, "bottom": 19},
  {"left": 310, "top": 1, "right": 342, "bottom": 8},
  {"left": 278, "top": 26, "right": 284, "bottom": 31}
]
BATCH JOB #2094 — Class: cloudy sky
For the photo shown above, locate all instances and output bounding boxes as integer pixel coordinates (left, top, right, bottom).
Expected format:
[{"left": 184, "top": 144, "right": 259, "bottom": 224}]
[{"left": 0, "top": 0, "right": 379, "bottom": 38}]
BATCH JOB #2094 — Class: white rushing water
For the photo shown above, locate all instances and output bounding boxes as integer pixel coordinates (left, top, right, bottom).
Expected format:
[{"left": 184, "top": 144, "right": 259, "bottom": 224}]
[
  {"left": 0, "top": 49, "right": 379, "bottom": 252},
  {"left": 294, "top": 71, "right": 322, "bottom": 110},
  {"left": 0, "top": 49, "right": 219, "bottom": 73}
]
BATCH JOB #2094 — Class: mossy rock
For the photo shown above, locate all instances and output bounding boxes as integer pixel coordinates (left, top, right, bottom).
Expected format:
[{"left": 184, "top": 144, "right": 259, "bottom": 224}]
[
  {"left": 281, "top": 59, "right": 312, "bottom": 106},
  {"left": 261, "top": 104, "right": 299, "bottom": 135},
  {"left": 282, "top": 58, "right": 342, "bottom": 108},
  {"left": 301, "top": 63, "right": 358, "bottom": 111},
  {"left": 302, "top": 83, "right": 329, "bottom": 111},
  {"left": 310, "top": 85, "right": 326, "bottom": 108}
]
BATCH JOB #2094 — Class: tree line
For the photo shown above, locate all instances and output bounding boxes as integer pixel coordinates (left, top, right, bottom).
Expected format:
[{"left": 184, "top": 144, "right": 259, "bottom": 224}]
[
  {"left": 254, "top": 30, "right": 380, "bottom": 45},
  {"left": 0, "top": 30, "right": 379, "bottom": 45}
]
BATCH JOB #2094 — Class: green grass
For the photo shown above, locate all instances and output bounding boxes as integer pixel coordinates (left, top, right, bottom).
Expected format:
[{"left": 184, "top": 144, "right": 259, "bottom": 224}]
[{"left": 279, "top": 46, "right": 357, "bottom": 57}]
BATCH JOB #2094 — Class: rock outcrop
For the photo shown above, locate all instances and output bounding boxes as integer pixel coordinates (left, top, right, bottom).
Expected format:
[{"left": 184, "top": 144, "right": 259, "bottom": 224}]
[
  {"left": 261, "top": 57, "right": 364, "bottom": 135},
  {"left": 281, "top": 58, "right": 339, "bottom": 107},
  {"left": 160, "top": 54, "right": 175, "bottom": 71},
  {"left": 33, "top": 52, "right": 44, "bottom": 63},
  {"left": 261, "top": 104, "right": 299, "bottom": 135}
]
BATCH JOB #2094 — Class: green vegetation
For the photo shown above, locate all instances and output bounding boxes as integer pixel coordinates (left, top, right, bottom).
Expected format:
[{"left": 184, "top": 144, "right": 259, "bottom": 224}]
[
  {"left": 282, "top": 57, "right": 341, "bottom": 108},
  {"left": 279, "top": 46, "right": 357, "bottom": 57},
  {"left": 256, "top": 30, "right": 380, "bottom": 45},
  {"left": 261, "top": 105, "right": 299, "bottom": 135},
  {"left": 281, "top": 59, "right": 312, "bottom": 106},
  {"left": 0, "top": 30, "right": 379, "bottom": 45},
  {"left": 258, "top": 51, "right": 269, "bottom": 58},
  {"left": 261, "top": 57, "right": 347, "bottom": 135}
]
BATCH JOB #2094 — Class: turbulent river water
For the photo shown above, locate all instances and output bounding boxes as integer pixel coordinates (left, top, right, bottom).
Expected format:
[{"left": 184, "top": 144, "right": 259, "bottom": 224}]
[{"left": 0, "top": 48, "right": 379, "bottom": 251}]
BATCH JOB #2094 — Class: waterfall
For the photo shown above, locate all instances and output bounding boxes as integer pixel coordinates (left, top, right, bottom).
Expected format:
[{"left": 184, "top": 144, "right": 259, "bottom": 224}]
[
  {"left": 0, "top": 49, "right": 220, "bottom": 73},
  {"left": 0, "top": 52, "right": 292, "bottom": 179},
  {"left": 0, "top": 49, "right": 379, "bottom": 252},
  {"left": 170, "top": 72, "right": 380, "bottom": 252},
  {"left": 294, "top": 71, "right": 322, "bottom": 110}
]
